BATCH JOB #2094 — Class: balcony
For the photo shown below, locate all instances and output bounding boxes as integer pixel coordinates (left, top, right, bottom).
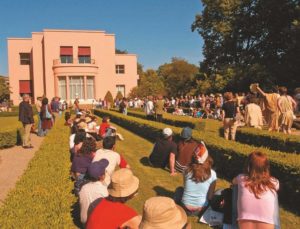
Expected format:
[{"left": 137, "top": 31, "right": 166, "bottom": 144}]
[
  {"left": 53, "top": 58, "right": 98, "bottom": 75},
  {"left": 53, "top": 58, "right": 96, "bottom": 65}
]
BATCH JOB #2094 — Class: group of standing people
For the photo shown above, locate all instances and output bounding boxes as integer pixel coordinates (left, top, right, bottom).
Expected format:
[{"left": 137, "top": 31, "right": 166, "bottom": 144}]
[{"left": 149, "top": 127, "right": 280, "bottom": 228}]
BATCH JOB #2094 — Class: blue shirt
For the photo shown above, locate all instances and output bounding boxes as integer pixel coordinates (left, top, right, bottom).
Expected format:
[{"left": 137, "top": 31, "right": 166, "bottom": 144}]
[{"left": 182, "top": 169, "right": 217, "bottom": 207}]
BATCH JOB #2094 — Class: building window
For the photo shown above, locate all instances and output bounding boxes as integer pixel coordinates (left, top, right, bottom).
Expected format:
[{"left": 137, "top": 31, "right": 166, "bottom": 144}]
[
  {"left": 116, "top": 85, "right": 125, "bottom": 97},
  {"left": 20, "top": 53, "right": 30, "bottom": 65},
  {"left": 116, "top": 65, "right": 125, "bottom": 74},
  {"left": 86, "top": 76, "right": 95, "bottom": 99},
  {"left": 58, "top": 76, "right": 67, "bottom": 100},
  {"left": 78, "top": 47, "right": 91, "bottom": 63},
  {"left": 69, "top": 76, "right": 84, "bottom": 99},
  {"left": 60, "top": 46, "right": 73, "bottom": 63}
]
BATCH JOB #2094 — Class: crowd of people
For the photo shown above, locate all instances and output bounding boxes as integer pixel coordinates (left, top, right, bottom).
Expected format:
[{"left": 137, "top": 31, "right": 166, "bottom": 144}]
[{"left": 64, "top": 108, "right": 280, "bottom": 229}]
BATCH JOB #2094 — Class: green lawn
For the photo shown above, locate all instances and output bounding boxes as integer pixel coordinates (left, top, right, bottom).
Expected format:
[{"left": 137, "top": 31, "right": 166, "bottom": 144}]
[{"left": 0, "top": 116, "right": 22, "bottom": 131}]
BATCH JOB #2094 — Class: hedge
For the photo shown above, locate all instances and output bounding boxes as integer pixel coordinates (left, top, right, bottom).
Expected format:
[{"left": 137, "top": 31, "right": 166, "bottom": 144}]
[
  {"left": 123, "top": 109, "right": 300, "bottom": 154},
  {"left": 0, "top": 116, "right": 76, "bottom": 228},
  {"left": 0, "top": 106, "right": 38, "bottom": 117},
  {"left": 0, "top": 129, "right": 22, "bottom": 148},
  {"left": 94, "top": 109, "right": 300, "bottom": 214}
]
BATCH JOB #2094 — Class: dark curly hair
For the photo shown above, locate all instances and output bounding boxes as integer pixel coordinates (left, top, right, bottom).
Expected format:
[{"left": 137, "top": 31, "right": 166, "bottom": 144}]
[{"left": 78, "top": 137, "right": 96, "bottom": 156}]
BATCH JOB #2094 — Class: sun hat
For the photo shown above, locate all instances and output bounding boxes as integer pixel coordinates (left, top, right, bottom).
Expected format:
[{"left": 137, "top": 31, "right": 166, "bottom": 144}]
[
  {"left": 162, "top": 128, "right": 173, "bottom": 138},
  {"left": 108, "top": 168, "right": 139, "bottom": 198},
  {"left": 140, "top": 196, "right": 187, "bottom": 229},
  {"left": 180, "top": 127, "right": 192, "bottom": 140},
  {"left": 85, "top": 116, "right": 92, "bottom": 123},
  {"left": 78, "top": 121, "right": 87, "bottom": 130},
  {"left": 194, "top": 141, "right": 209, "bottom": 164},
  {"left": 88, "top": 159, "right": 109, "bottom": 179}
]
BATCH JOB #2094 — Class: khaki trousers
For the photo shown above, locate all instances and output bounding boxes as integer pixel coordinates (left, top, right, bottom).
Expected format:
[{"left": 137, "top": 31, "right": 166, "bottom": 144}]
[
  {"left": 223, "top": 118, "right": 237, "bottom": 140},
  {"left": 23, "top": 124, "right": 32, "bottom": 147}
]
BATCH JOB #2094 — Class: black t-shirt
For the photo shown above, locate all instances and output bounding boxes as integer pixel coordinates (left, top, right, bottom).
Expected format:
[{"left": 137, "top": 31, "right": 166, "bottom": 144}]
[
  {"left": 222, "top": 101, "right": 236, "bottom": 118},
  {"left": 149, "top": 138, "right": 178, "bottom": 168}
]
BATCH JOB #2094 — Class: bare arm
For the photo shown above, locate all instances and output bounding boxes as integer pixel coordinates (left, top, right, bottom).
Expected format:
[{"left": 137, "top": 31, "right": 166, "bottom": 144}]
[
  {"left": 207, "top": 181, "right": 216, "bottom": 201},
  {"left": 256, "top": 86, "right": 266, "bottom": 97},
  {"left": 169, "top": 153, "right": 176, "bottom": 175}
]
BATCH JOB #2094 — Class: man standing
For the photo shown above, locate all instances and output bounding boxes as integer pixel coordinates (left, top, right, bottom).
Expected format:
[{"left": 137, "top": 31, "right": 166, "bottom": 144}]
[
  {"left": 155, "top": 95, "right": 165, "bottom": 122},
  {"left": 35, "top": 96, "right": 43, "bottom": 136},
  {"left": 19, "top": 94, "right": 34, "bottom": 148},
  {"left": 145, "top": 96, "right": 155, "bottom": 120}
]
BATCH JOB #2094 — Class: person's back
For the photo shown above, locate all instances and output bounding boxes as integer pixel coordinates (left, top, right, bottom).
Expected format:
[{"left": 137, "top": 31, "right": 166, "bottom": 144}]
[
  {"left": 93, "top": 148, "right": 120, "bottom": 176},
  {"left": 149, "top": 138, "right": 177, "bottom": 168},
  {"left": 175, "top": 139, "right": 199, "bottom": 173},
  {"left": 155, "top": 99, "right": 164, "bottom": 115},
  {"left": 245, "top": 102, "right": 263, "bottom": 128},
  {"left": 145, "top": 100, "right": 154, "bottom": 115}
]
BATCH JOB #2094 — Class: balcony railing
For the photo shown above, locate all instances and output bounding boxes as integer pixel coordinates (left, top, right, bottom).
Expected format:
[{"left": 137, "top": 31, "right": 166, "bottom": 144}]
[{"left": 53, "top": 58, "right": 96, "bottom": 65}]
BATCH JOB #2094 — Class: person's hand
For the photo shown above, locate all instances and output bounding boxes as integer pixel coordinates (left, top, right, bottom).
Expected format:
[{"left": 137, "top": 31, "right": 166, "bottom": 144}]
[{"left": 170, "top": 172, "right": 177, "bottom": 176}]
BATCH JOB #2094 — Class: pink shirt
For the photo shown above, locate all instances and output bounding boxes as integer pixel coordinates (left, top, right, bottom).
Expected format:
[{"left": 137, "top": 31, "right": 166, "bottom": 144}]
[{"left": 236, "top": 174, "right": 280, "bottom": 226}]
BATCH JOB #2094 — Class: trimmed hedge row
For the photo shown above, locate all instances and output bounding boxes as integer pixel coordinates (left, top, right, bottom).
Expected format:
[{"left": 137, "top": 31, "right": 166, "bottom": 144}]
[
  {"left": 0, "top": 117, "right": 76, "bottom": 228},
  {"left": 124, "top": 109, "right": 300, "bottom": 154},
  {"left": 94, "top": 109, "right": 300, "bottom": 214},
  {"left": 0, "top": 129, "right": 22, "bottom": 148}
]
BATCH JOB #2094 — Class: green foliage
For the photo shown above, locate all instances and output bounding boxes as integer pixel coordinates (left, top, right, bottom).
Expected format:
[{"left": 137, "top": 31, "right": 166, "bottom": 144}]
[
  {"left": 115, "top": 49, "right": 128, "bottom": 54},
  {"left": 0, "top": 117, "right": 76, "bottom": 228},
  {"left": 115, "top": 91, "right": 124, "bottom": 100},
  {"left": 0, "top": 75, "right": 10, "bottom": 102},
  {"left": 158, "top": 58, "right": 198, "bottom": 96},
  {"left": 192, "top": 0, "right": 300, "bottom": 91},
  {"left": 129, "top": 69, "right": 165, "bottom": 98},
  {"left": 104, "top": 91, "right": 114, "bottom": 105}
]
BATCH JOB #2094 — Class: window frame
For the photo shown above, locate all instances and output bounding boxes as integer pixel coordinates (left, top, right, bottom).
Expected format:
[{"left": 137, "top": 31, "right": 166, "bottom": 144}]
[
  {"left": 116, "top": 65, "right": 125, "bottom": 74},
  {"left": 20, "top": 53, "right": 31, "bottom": 65}
]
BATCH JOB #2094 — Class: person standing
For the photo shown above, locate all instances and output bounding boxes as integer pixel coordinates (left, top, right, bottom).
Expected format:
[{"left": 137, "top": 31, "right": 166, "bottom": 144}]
[
  {"left": 145, "top": 96, "right": 155, "bottom": 120},
  {"left": 19, "top": 94, "right": 34, "bottom": 149},
  {"left": 155, "top": 95, "right": 165, "bottom": 122},
  {"left": 40, "top": 97, "right": 53, "bottom": 136},
  {"left": 222, "top": 92, "right": 239, "bottom": 141},
  {"left": 277, "top": 87, "right": 297, "bottom": 134},
  {"left": 74, "top": 98, "right": 80, "bottom": 114},
  {"left": 35, "top": 96, "right": 43, "bottom": 136},
  {"left": 244, "top": 97, "right": 263, "bottom": 129}
]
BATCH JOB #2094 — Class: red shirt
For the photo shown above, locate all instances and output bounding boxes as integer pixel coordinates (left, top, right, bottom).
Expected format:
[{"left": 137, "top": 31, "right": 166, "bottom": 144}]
[
  {"left": 86, "top": 199, "right": 138, "bottom": 229},
  {"left": 99, "top": 122, "right": 110, "bottom": 137}
]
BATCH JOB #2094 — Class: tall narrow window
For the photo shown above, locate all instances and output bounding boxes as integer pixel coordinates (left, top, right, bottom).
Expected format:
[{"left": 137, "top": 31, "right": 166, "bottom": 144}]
[
  {"left": 58, "top": 76, "right": 66, "bottom": 100},
  {"left": 86, "top": 76, "right": 94, "bottom": 99},
  {"left": 20, "top": 53, "right": 30, "bottom": 65},
  {"left": 60, "top": 46, "right": 73, "bottom": 63},
  {"left": 116, "top": 85, "right": 125, "bottom": 97},
  {"left": 116, "top": 65, "right": 125, "bottom": 74},
  {"left": 78, "top": 47, "right": 91, "bottom": 63},
  {"left": 69, "top": 76, "right": 84, "bottom": 99}
]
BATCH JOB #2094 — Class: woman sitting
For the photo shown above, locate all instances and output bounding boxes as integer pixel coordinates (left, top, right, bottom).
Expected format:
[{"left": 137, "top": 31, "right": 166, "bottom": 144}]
[
  {"left": 175, "top": 144, "right": 217, "bottom": 215},
  {"left": 232, "top": 151, "right": 280, "bottom": 229}
]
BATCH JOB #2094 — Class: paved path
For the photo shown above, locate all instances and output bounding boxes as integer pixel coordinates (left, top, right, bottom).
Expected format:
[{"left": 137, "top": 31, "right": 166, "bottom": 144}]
[{"left": 0, "top": 134, "right": 44, "bottom": 206}]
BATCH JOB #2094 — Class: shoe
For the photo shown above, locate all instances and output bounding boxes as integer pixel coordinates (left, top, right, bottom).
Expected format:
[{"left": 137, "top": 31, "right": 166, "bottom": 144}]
[{"left": 23, "top": 145, "right": 34, "bottom": 149}]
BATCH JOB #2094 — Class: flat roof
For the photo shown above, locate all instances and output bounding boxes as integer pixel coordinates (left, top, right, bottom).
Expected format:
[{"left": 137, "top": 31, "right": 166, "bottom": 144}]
[
  {"left": 43, "top": 29, "right": 107, "bottom": 34},
  {"left": 7, "top": 38, "right": 32, "bottom": 40}
]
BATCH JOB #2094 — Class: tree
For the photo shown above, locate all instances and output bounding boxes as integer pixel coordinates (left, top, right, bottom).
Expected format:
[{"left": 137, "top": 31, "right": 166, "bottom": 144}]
[
  {"left": 158, "top": 58, "right": 198, "bottom": 96},
  {"left": 115, "top": 91, "right": 124, "bottom": 100},
  {"left": 192, "top": 0, "right": 300, "bottom": 91},
  {"left": 115, "top": 49, "right": 128, "bottom": 54},
  {"left": 0, "top": 76, "right": 10, "bottom": 102},
  {"left": 104, "top": 91, "right": 114, "bottom": 106},
  {"left": 129, "top": 69, "right": 166, "bottom": 98}
]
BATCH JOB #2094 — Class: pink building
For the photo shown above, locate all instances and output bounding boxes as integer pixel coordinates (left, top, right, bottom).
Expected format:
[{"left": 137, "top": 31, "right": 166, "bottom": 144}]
[{"left": 7, "top": 29, "right": 139, "bottom": 105}]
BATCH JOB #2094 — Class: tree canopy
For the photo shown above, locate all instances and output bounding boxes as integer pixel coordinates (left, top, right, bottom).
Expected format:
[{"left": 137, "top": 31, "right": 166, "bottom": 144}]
[
  {"left": 0, "top": 76, "right": 10, "bottom": 102},
  {"left": 192, "top": 0, "right": 300, "bottom": 92}
]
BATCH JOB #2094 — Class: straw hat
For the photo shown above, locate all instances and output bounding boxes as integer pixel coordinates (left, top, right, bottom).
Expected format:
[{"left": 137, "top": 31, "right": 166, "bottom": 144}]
[
  {"left": 85, "top": 116, "right": 92, "bottom": 123},
  {"left": 250, "top": 83, "right": 259, "bottom": 93},
  {"left": 140, "top": 197, "right": 187, "bottom": 229},
  {"left": 108, "top": 168, "right": 139, "bottom": 198},
  {"left": 78, "top": 122, "right": 87, "bottom": 130}
]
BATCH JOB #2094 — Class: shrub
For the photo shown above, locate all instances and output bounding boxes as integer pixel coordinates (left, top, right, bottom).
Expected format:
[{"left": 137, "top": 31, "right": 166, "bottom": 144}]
[
  {"left": 125, "top": 108, "right": 300, "bottom": 154},
  {"left": 115, "top": 91, "right": 124, "bottom": 100},
  {"left": 94, "top": 109, "right": 300, "bottom": 214},
  {"left": 104, "top": 91, "right": 114, "bottom": 106},
  {"left": 0, "top": 129, "right": 22, "bottom": 148}
]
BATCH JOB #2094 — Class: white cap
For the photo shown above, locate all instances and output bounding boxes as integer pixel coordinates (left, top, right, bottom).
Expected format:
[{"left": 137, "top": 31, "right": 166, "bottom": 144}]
[{"left": 162, "top": 128, "right": 173, "bottom": 137}]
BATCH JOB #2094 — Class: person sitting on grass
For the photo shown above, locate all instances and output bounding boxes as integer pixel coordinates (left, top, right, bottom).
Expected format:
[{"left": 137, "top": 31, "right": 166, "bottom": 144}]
[
  {"left": 93, "top": 136, "right": 129, "bottom": 185},
  {"left": 71, "top": 137, "right": 97, "bottom": 195},
  {"left": 174, "top": 144, "right": 216, "bottom": 216},
  {"left": 79, "top": 159, "right": 109, "bottom": 225},
  {"left": 148, "top": 128, "right": 177, "bottom": 176},
  {"left": 86, "top": 168, "right": 141, "bottom": 229},
  {"left": 232, "top": 151, "right": 280, "bottom": 229},
  {"left": 175, "top": 127, "right": 199, "bottom": 173},
  {"left": 98, "top": 116, "right": 124, "bottom": 140},
  {"left": 140, "top": 196, "right": 191, "bottom": 229}
]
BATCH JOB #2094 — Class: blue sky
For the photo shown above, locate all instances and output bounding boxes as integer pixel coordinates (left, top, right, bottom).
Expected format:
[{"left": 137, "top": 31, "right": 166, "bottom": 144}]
[{"left": 0, "top": 0, "right": 203, "bottom": 76}]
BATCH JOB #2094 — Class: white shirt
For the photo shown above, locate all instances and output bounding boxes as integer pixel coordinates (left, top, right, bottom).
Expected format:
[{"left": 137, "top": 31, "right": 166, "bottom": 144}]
[
  {"left": 69, "top": 134, "right": 75, "bottom": 149},
  {"left": 145, "top": 100, "right": 154, "bottom": 115},
  {"left": 245, "top": 103, "right": 263, "bottom": 127},
  {"left": 93, "top": 149, "right": 121, "bottom": 184},
  {"left": 79, "top": 181, "right": 108, "bottom": 223}
]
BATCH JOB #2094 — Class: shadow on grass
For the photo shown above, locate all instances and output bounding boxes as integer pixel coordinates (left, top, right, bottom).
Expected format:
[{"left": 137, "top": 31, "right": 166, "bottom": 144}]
[
  {"left": 71, "top": 200, "right": 83, "bottom": 229},
  {"left": 153, "top": 185, "right": 175, "bottom": 198},
  {"left": 140, "top": 156, "right": 151, "bottom": 167}
]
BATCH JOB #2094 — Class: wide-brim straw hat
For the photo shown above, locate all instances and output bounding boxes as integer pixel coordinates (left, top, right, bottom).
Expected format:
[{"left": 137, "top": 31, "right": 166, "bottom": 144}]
[
  {"left": 108, "top": 168, "right": 139, "bottom": 198},
  {"left": 140, "top": 196, "right": 187, "bottom": 229},
  {"left": 85, "top": 117, "right": 92, "bottom": 123},
  {"left": 250, "top": 83, "right": 259, "bottom": 93}
]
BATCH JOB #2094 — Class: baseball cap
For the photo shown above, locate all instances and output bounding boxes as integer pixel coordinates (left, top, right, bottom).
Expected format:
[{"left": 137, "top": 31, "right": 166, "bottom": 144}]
[
  {"left": 88, "top": 159, "right": 109, "bottom": 179},
  {"left": 180, "top": 127, "right": 192, "bottom": 140},
  {"left": 162, "top": 128, "right": 173, "bottom": 138}
]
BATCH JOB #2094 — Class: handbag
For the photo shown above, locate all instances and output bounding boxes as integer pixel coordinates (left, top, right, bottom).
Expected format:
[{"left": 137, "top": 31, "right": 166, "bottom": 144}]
[{"left": 45, "top": 105, "right": 52, "bottom": 119}]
